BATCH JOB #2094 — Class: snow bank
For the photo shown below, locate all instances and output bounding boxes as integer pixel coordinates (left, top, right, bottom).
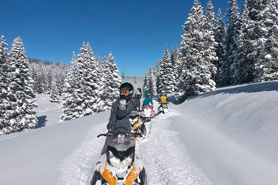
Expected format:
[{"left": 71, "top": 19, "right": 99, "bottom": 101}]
[
  {"left": 0, "top": 111, "right": 110, "bottom": 185},
  {"left": 170, "top": 81, "right": 278, "bottom": 185}
]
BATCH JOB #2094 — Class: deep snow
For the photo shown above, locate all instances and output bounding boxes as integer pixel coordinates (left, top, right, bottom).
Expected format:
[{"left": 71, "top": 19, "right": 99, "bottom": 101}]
[{"left": 0, "top": 81, "right": 278, "bottom": 185}]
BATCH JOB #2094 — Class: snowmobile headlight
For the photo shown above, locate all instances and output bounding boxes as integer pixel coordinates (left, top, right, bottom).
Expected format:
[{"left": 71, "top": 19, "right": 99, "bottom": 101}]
[
  {"left": 108, "top": 151, "right": 121, "bottom": 168},
  {"left": 109, "top": 156, "right": 121, "bottom": 168},
  {"left": 122, "top": 156, "right": 132, "bottom": 167}
]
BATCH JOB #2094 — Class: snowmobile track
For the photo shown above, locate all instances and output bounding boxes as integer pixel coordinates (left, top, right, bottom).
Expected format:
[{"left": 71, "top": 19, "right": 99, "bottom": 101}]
[
  {"left": 138, "top": 112, "right": 213, "bottom": 185},
  {"left": 58, "top": 123, "right": 106, "bottom": 185}
]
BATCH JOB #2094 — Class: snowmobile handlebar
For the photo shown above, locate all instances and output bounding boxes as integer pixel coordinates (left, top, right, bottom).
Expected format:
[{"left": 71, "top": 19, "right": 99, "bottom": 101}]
[{"left": 97, "top": 131, "right": 141, "bottom": 138}]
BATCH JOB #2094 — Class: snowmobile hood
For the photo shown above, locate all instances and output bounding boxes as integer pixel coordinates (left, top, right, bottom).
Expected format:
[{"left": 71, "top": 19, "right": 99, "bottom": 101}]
[{"left": 108, "top": 136, "right": 136, "bottom": 151}]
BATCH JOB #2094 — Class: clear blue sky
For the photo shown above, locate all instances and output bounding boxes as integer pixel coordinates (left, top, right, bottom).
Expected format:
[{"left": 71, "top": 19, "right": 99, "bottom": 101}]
[{"left": 1, "top": 0, "right": 244, "bottom": 76}]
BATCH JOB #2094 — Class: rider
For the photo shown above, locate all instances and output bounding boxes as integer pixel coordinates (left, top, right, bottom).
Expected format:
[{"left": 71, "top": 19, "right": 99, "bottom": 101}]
[
  {"left": 159, "top": 91, "right": 168, "bottom": 104},
  {"left": 158, "top": 91, "right": 168, "bottom": 112},
  {"left": 102, "top": 82, "right": 135, "bottom": 154},
  {"left": 142, "top": 89, "right": 153, "bottom": 107},
  {"left": 133, "top": 88, "right": 142, "bottom": 111},
  {"left": 107, "top": 82, "right": 135, "bottom": 134}
]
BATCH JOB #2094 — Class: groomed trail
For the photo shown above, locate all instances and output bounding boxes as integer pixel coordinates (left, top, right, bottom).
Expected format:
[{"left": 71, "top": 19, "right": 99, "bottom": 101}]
[{"left": 57, "top": 107, "right": 212, "bottom": 185}]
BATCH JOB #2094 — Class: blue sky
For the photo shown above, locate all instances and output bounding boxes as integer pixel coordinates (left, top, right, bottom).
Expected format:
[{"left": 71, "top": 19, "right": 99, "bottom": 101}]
[{"left": 1, "top": 0, "right": 244, "bottom": 76}]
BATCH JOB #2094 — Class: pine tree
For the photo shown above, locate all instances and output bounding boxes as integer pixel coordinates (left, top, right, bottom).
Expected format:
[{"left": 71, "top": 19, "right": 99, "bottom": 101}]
[
  {"left": 204, "top": 0, "right": 217, "bottom": 84},
  {"left": 156, "top": 60, "right": 162, "bottom": 94},
  {"left": 80, "top": 42, "right": 102, "bottom": 115},
  {"left": 171, "top": 46, "right": 182, "bottom": 86},
  {"left": 159, "top": 45, "right": 176, "bottom": 94},
  {"left": 143, "top": 74, "right": 149, "bottom": 96},
  {"left": 231, "top": 1, "right": 253, "bottom": 84},
  {"left": 261, "top": 0, "right": 278, "bottom": 80},
  {"left": 100, "top": 52, "right": 121, "bottom": 111},
  {"left": 214, "top": 9, "right": 226, "bottom": 86},
  {"left": 0, "top": 35, "right": 10, "bottom": 134},
  {"left": 5, "top": 37, "right": 37, "bottom": 133},
  {"left": 220, "top": 0, "right": 240, "bottom": 86},
  {"left": 61, "top": 51, "right": 85, "bottom": 121},
  {"left": 50, "top": 79, "right": 60, "bottom": 103},
  {"left": 148, "top": 66, "right": 156, "bottom": 96},
  {"left": 252, "top": 0, "right": 278, "bottom": 81},
  {"left": 178, "top": 0, "right": 216, "bottom": 100}
]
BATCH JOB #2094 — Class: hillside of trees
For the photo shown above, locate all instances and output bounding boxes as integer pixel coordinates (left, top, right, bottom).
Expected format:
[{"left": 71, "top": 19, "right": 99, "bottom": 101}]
[{"left": 144, "top": 0, "right": 278, "bottom": 102}]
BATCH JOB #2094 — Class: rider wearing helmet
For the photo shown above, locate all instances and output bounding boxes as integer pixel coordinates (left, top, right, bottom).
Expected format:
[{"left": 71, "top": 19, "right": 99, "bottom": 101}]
[
  {"left": 102, "top": 82, "right": 136, "bottom": 155},
  {"left": 142, "top": 90, "right": 153, "bottom": 107},
  {"left": 159, "top": 91, "right": 168, "bottom": 104},
  {"left": 107, "top": 82, "right": 136, "bottom": 134}
]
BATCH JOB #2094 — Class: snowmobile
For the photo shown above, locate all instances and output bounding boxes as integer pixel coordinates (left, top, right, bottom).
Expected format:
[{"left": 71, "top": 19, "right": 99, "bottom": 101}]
[
  {"left": 90, "top": 132, "right": 147, "bottom": 185},
  {"left": 140, "top": 105, "right": 155, "bottom": 122},
  {"left": 129, "top": 111, "right": 146, "bottom": 137},
  {"left": 158, "top": 103, "right": 168, "bottom": 114}
]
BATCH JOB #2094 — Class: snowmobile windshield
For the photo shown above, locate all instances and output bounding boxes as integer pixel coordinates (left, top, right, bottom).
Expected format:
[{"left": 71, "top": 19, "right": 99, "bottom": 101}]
[{"left": 108, "top": 136, "right": 136, "bottom": 152}]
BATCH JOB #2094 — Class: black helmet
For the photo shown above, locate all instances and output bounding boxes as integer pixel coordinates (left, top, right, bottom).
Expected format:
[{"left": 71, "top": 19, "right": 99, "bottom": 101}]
[{"left": 119, "top": 82, "right": 134, "bottom": 99}]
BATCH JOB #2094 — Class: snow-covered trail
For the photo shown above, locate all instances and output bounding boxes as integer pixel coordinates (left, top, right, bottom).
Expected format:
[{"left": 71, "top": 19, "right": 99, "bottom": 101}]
[
  {"left": 57, "top": 122, "right": 106, "bottom": 185},
  {"left": 138, "top": 112, "right": 212, "bottom": 185},
  {"left": 57, "top": 108, "right": 212, "bottom": 185}
]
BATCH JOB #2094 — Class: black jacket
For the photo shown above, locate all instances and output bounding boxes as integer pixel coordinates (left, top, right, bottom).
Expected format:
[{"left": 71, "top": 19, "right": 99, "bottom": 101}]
[{"left": 107, "top": 99, "right": 135, "bottom": 134}]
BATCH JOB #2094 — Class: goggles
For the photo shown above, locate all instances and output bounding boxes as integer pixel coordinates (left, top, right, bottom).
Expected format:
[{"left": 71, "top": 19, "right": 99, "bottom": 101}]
[{"left": 121, "top": 89, "right": 129, "bottom": 96}]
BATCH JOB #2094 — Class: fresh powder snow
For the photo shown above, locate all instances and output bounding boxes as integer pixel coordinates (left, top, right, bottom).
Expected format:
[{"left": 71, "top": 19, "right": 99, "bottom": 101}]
[{"left": 0, "top": 81, "right": 278, "bottom": 185}]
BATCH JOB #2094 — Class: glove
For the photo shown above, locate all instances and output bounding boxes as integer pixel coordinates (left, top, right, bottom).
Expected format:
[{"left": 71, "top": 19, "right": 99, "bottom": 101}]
[
  {"left": 118, "top": 99, "right": 127, "bottom": 110},
  {"left": 107, "top": 123, "right": 115, "bottom": 132}
]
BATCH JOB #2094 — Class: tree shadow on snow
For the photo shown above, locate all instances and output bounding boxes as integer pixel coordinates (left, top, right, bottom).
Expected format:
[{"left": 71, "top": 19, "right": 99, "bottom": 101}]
[
  {"left": 36, "top": 116, "right": 47, "bottom": 128},
  {"left": 199, "top": 81, "right": 278, "bottom": 99}
]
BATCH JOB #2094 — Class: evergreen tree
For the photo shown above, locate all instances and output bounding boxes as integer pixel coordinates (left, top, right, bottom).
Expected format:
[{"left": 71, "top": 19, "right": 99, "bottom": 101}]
[
  {"left": 214, "top": 9, "right": 226, "bottom": 86},
  {"left": 204, "top": 0, "right": 218, "bottom": 83},
  {"left": 156, "top": 60, "right": 162, "bottom": 94},
  {"left": 143, "top": 73, "right": 149, "bottom": 96},
  {"left": 252, "top": 0, "right": 278, "bottom": 81},
  {"left": 5, "top": 37, "right": 37, "bottom": 133},
  {"left": 231, "top": 2, "right": 253, "bottom": 84},
  {"left": 50, "top": 79, "right": 60, "bottom": 103},
  {"left": 178, "top": 0, "right": 216, "bottom": 100},
  {"left": 220, "top": 0, "right": 240, "bottom": 86},
  {"left": 171, "top": 46, "right": 182, "bottom": 86},
  {"left": 0, "top": 35, "right": 10, "bottom": 134},
  {"left": 148, "top": 66, "right": 156, "bottom": 96},
  {"left": 61, "top": 51, "right": 85, "bottom": 121},
  {"left": 80, "top": 42, "right": 102, "bottom": 114},
  {"left": 100, "top": 52, "right": 121, "bottom": 111},
  {"left": 159, "top": 45, "right": 176, "bottom": 94}
]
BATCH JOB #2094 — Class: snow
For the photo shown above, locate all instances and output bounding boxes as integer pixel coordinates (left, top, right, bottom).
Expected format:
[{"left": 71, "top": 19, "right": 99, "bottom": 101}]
[
  {"left": 0, "top": 81, "right": 278, "bottom": 185},
  {"left": 34, "top": 94, "right": 62, "bottom": 127},
  {"left": 265, "top": 54, "right": 272, "bottom": 59}
]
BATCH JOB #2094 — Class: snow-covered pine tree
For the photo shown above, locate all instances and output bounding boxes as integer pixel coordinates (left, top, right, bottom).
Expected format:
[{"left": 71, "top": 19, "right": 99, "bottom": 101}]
[
  {"left": 143, "top": 73, "right": 149, "bottom": 96},
  {"left": 61, "top": 51, "right": 85, "bottom": 121},
  {"left": 5, "top": 37, "right": 37, "bottom": 133},
  {"left": 178, "top": 0, "right": 216, "bottom": 99},
  {"left": 159, "top": 45, "right": 176, "bottom": 94},
  {"left": 171, "top": 46, "right": 181, "bottom": 90},
  {"left": 204, "top": 0, "right": 218, "bottom": 76},
  {"left": 261, "top": 0, "right": 278, "bottom": 80},
  {"left": 220, "top": 0, "right": 240, "bottom": 86},
  {"left": 100, "top": 52, "right": 121, "bottom": 111},
  {"left": 50, "top": 79, "right": 60, "bottom": 103},
  {"left": 55, "top": 61, "right": 68, "bottom": 95},
  {"left": 252, "top": 0, "right": 278, "bottom": 81},
  {"left": 156, "top": 60, "right": 162, "bottom": 94},
  {"left": 231, "top": 1, "right": 253, "bottom": 84},
  {"left": 81, "top": 42, "right": 103, "bottom": 114},
  {"left": 214, "top": 9, "right": 226, "bottom": 86},
  {"left": 147, "top": 66, "right": 156, "bottom": 96},
  {"left": 0, "top": 35, "right": 10, "bottom": 134}
]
